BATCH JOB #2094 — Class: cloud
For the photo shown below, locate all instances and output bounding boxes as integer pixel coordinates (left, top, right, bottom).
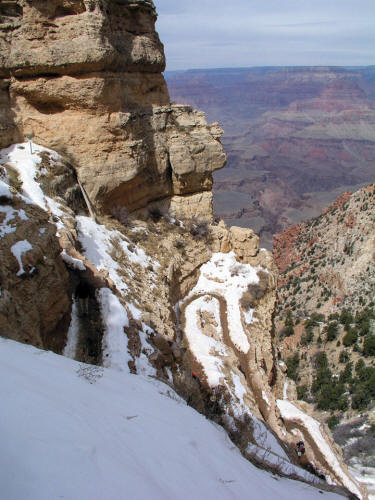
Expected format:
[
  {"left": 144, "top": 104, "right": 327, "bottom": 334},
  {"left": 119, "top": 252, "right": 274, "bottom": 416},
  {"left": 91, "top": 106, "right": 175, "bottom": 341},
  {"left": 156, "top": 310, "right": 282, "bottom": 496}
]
[{"left": 154, "top": 0, "right": 375, "bottom": 70}]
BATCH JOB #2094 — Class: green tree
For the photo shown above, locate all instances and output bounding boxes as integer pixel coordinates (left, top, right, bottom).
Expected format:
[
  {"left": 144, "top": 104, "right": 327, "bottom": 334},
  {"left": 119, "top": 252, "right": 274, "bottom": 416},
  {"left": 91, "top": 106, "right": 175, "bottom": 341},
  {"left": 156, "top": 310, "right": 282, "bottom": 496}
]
[
  {"left": 363, "top": 335, "right": 375, "bottom": 356},
  {"left": 343, "top": 328, "right": 358, "bottom": 347},
  {"left": 339, "top": 362, "right": 353, "bottom": 384},
  {"left": 283, "top": 310, "right": 295, "bottom": 337},
  {"left": 326, "top": 321, "right": 339, "bottom": 341},
  {"left": 286, "top": 353, "right": 299, "bottom": 381},
  {"left": 339, "top": 350, "right": 349, "bottom": 363}
]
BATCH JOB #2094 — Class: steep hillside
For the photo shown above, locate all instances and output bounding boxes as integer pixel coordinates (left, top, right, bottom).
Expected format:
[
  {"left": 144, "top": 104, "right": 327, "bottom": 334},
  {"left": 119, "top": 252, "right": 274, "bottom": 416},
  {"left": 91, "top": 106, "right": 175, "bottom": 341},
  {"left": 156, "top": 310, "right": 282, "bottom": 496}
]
[
  {"left": 0, "top": 337, "right": 350, "bottom": 500},
  {"left": 274, "top": 184, "right": 375, "bottom": 495}
]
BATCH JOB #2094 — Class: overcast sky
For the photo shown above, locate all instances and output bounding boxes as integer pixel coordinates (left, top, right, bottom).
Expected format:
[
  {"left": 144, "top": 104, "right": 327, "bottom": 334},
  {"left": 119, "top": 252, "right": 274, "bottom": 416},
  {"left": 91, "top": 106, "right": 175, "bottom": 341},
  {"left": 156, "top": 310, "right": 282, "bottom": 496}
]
[{"left": 153, "top": 0, "right": 375, "bottom": 70}]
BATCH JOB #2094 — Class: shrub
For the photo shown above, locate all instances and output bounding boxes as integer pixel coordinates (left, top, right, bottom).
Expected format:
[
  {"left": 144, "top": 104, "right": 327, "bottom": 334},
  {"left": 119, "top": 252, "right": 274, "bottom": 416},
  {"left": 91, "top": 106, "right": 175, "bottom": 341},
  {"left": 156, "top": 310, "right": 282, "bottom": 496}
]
[
  {"left": 317, "top": 382, "right": 348, "bottom": 411},
  {"left": 343, "top": 328, "right": 358, "bottom": 347},
  {"left": 352, "top": 389, "right": 371, "bottom": 410},
  {"left": 188, "top": 219, "right": 209, "bottom": 239},
  {"left": 326, "top": 321, "right": 339, "bottom": 341},
  {"left": 283, "top": 310, "right": 295, "bottom": 337},
  {"left": 297, "top": 384, "right": 308, "bottom": 401},
  {"left": 339, "top": 362, "right": 353, "bottom": 384},
  {"left": 327, "top": 415, "right": 340, "bottom": 430},
  {"left": 148, "top": 207, "right": 163, "bottom": 222},
  {"left": 286, "top": 354, "right": 299, "bottom": 381},
  {"left": 363, "top": 335, "right": 375, "bottom": 356},
  {"left": 339, "top": 350, "right": 349, "bottom": 363},
  {"left": 110, "top": 205, "right": 130, "bottom": 225},
  {"left": 340, "top": 308, "right": 353, "bottom": 327},
  {"left": 301, "top": 328, "right": 314, "bottom": 345},
  {"left": 242, "top": 271, "right": 270, "bottom": 311}
]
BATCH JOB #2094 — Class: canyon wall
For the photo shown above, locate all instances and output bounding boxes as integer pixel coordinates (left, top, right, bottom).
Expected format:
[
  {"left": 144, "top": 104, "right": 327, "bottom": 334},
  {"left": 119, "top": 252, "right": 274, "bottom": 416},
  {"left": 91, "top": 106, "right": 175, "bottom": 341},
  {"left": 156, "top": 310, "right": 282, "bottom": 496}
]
[
  {"left": 0, "top": 0, "right": 225, "bottom": 220},
  {"left": 0, "top": 2, "right": 365, "bottom": 497}
]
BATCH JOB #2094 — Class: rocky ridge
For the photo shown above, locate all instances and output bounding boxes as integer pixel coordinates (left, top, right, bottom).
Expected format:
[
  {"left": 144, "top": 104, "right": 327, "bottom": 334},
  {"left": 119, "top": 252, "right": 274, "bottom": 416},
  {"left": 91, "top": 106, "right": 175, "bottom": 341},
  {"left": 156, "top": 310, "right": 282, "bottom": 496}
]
[
  {"left": 0, "top": 1, "right": 365, "bottom": 498},
  {"left": 274, "top": 184, "right": 375, "bottom": 496}
]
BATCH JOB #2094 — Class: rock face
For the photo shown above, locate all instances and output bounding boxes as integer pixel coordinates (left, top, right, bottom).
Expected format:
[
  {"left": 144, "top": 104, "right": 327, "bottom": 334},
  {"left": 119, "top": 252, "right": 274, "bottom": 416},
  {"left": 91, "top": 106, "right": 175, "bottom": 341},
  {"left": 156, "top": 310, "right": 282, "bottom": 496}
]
[
  {"left": 0, "top": 181, "right": 71, "bottom": 352},
  {"left": 0, "top": 0, "right": 225, "bottom": 220}
]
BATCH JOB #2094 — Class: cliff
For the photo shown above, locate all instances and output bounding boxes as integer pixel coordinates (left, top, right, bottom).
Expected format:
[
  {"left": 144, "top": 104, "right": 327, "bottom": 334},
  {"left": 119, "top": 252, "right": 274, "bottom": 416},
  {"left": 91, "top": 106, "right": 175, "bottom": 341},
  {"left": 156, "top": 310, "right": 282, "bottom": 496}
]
[
  {"left": 0, "top": 0, "right": 225, "bottom": 220},
  {"left": 0, "top": 1, "right": 365, "bottom": 498}
]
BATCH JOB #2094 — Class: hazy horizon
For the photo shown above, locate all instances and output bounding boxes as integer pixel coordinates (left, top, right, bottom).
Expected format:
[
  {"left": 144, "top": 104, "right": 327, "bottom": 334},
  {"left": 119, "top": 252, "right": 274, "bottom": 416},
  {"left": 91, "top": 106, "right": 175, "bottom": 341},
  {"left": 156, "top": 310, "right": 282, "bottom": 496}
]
[{"left": 164, "top": 64, "right": 375, "bottom": 73}]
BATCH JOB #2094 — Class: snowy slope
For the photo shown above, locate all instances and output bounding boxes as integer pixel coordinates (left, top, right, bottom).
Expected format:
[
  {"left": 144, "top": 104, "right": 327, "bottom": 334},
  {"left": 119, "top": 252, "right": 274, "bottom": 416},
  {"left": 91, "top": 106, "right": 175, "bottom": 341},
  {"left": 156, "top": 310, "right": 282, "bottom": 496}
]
[{"left": 0, "top": 338, "right": 346, "bottom": 500}]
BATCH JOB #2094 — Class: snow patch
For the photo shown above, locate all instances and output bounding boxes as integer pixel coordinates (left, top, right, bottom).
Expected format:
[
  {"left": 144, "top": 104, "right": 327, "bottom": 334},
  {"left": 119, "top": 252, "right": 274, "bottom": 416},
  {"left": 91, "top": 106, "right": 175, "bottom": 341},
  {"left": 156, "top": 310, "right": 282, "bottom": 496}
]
[
  {"left": 98, "top": 288, "right": 131, "bottom": 372},
  {"left": 183, "top": 252, "right": 260, "bottom": 354},
  {"left": 184, "top": 294, "right": 226, "bottom": 386},
  {"left": 10, "top": 240, "right": 33, "bottom": 276},
  {"left": 277, "top": 400, "right": 362, "bottom": 498},
  {"left": 77, "top": 216, "right": 156, "bottom": 294},
  {"left": 60, "top": 250, "right": 86, "bottom": 271}
]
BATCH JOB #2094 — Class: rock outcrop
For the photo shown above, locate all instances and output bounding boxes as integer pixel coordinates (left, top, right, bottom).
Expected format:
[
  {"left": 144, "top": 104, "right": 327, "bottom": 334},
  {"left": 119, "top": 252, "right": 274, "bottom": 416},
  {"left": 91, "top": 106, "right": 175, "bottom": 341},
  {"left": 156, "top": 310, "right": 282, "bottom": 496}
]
[
  {"left": 0, "top": 0, "right": 225, "bottom": 220},
  {"left": 0, "top": 176, "right": 71, "bottom": 351}
]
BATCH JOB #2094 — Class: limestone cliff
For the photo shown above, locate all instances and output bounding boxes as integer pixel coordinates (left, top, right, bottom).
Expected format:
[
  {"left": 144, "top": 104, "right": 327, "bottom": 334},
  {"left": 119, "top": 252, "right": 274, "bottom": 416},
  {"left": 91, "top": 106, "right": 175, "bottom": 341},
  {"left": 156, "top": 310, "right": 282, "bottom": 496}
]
[{"left": 0, "top": 0, "right": 225, "bottom": 220}]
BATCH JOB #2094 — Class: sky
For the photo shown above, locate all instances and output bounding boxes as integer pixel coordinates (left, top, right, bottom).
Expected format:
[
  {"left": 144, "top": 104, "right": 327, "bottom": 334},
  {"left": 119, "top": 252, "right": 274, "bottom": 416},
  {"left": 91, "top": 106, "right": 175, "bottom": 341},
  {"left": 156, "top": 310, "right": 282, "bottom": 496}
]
[{"left": 154, "top": 0, "right": 375, "bottom": 71}]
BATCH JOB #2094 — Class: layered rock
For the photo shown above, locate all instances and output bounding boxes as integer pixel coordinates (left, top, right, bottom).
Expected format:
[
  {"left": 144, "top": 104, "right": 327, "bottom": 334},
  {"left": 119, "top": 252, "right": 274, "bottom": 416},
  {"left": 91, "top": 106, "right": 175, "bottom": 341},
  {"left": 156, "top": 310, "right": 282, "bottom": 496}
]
[{"left": 0, "top": 0, "right": 225, "bottom": 220}]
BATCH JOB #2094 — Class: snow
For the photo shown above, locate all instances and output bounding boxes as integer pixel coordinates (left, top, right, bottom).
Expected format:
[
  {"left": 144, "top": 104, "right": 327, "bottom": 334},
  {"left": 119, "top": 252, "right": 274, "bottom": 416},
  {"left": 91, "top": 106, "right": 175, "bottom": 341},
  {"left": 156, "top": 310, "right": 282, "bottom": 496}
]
[
  {"left": 60, "top": 249, "right": 86, "bottom": 271},
  {"left": 0, "top": 205, "right": 18, "bottom": 238},
  {"left": 98, "top": 288, "right": 131, "bottom": 371},
  {"left": 262, "top": 389, "right": 271, "bottom": 407},
  {"left": 184, "top": 294, "right": 226, "bottom": 386},
  {"left": 277, "top": 400, "right": 362, "bottom": 498},
  {"left": 0, "top": 143, "right": 68, "bottom": 226},
  {"left": 63, "top": 299, "right": 80, "bottom": 360},
  {"left": 283, "top": 380, "right": 289, "bottom": 400},
  {"left": 0, "top": 178, "right": 12, "bottom": 199},
  {"left": 183, "top": 252, "right": 260, "bottom": 354},
  {"left": 77, "top": 216, "right": 155, "bottom": 294},
  {"left": 0, "top": 179, "right": 29, "bottom": 238},
  {"left": 232, "top": 372, "right": 247, "bottom": 404},
  {"left": 0, "top": 338, "right": 346, "bottom": 500},
  {"left": 10, "top": 239, "right": 33, "bottom": 276},
  {"left": 0, "top": 143, "right": 48, "bottom": 209}
]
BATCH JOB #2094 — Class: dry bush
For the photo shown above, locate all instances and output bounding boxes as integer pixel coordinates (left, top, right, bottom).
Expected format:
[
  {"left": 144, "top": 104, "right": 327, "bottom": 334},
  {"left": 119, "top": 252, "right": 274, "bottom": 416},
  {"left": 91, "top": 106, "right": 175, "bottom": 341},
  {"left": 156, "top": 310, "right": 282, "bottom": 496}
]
[
  {"left": 188, "top": 218, "right": 209, "bottom": 239},
  {"left": 174, "top": 239, "right": 185, "bottom": 251},
  {"left": 111, "top": 205, "right": 130, "bottom": 226},
  {"left": 241, "top": 270, "right": 269, "bottom": 309},
  {"left": 148, "top": 206, "right": 163, "bottom": 222}
]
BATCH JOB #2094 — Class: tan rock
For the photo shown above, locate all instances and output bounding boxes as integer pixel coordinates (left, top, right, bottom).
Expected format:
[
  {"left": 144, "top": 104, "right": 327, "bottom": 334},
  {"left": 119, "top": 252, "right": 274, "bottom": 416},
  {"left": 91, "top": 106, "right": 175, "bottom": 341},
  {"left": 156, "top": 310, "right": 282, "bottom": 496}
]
[
  {"left": 1, "top": 1, "right": 226, "bottom": 222},
  {"left": 230, "top": 226, "right": 259, "bottom": 261}
]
